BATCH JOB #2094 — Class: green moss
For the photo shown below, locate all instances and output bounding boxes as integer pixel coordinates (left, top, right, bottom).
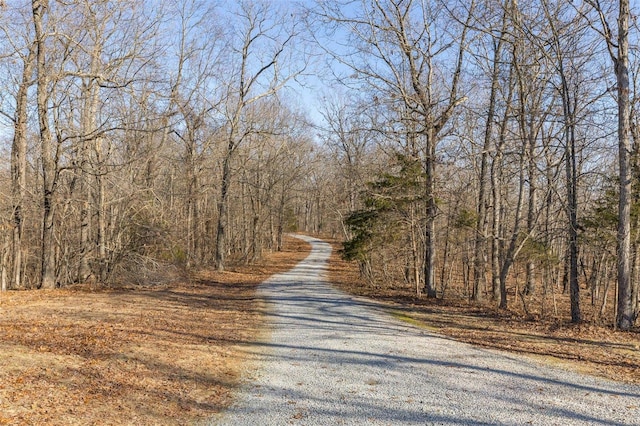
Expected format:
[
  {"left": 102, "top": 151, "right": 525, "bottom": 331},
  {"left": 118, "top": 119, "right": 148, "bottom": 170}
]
[{"left": 389, "top": 310, "right": 440, "bottom": 332}]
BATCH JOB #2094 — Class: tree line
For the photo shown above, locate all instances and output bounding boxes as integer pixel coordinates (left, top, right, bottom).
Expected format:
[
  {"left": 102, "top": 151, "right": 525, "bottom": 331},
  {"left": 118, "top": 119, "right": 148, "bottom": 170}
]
[{"left": 1, "top": 0, "right": 639, "bottom": 331}]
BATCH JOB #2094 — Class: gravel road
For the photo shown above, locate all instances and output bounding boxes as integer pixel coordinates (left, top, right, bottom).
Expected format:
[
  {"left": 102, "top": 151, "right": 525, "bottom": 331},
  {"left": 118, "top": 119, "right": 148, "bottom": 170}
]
[{"left": 211, "top": 235, "right": 640, "bottom": 425}]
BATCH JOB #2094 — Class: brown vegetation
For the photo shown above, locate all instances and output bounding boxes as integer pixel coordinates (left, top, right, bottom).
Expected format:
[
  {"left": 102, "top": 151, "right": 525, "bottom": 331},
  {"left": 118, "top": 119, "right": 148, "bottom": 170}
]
[{"left": 0, "top": 236, "right": 310, "bottom": 426}]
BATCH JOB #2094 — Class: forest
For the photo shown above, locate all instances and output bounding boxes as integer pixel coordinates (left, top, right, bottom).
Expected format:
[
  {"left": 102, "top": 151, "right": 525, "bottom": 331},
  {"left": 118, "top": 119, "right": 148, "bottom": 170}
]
[{"left": 0, "top": 0, "right": 639, "bottom": 331}]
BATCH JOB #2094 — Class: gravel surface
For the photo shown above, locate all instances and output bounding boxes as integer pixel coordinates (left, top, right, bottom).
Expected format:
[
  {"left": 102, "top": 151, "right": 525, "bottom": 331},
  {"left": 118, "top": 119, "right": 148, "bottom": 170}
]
[{"left": 211, "top": 235, "right": 640, "bottom": 425}]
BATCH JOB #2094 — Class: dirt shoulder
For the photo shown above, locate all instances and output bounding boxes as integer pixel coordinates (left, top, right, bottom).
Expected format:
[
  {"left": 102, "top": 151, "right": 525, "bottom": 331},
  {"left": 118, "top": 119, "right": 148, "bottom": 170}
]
[
  {"left": 326, "top": 241, "right": 640, "bottom": 386},
  {"left": 0, "top": 236, "right": 310, "bottom": 426}
]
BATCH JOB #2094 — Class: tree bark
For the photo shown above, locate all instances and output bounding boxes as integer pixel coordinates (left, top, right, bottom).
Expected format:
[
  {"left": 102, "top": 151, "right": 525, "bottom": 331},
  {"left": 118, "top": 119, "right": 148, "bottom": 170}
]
[
  {"left": 542, "top": 0, "right": 581, "bottom": 322},
  {"left": 215, "top": 148, "right": 233, "bottom": 271},
  {"left": 33, "top": 0, "right": 57, "bottom": 289},
  {"left": 498, "top": 151, "right": 526, "bottom": 309},
  {"left": 473, "top": 17, "right": 506, "bottom": 301},
  {"left": 423, "top": 129, "right": 437, "bottom": 298},
  {"left": 565, "top": 97, "right": 581, "bottom": 323},
  {"left": 10, "top": 43, "right": 35, "bottom": 290},
  {"left": 616, "top": 0, "right": 633, "bottom": 330},
  {"left": 559, "top": 53, "right": 581, "bottom": 323}
]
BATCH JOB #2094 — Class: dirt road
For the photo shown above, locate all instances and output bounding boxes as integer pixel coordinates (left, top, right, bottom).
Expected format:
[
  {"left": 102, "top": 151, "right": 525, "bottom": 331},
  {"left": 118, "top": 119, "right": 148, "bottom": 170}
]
[{"left": 212, "top": 235, "right": 640, "bottom": 425}]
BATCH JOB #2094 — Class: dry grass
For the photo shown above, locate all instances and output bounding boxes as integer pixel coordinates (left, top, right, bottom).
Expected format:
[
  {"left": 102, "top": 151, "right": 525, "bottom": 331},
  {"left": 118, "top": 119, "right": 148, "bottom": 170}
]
[
  {"left": 325, "top": 240, "right": 640, "bottom": 386},
  {"left": 0, "top": 236, "right": 311, "bottom": 426}
]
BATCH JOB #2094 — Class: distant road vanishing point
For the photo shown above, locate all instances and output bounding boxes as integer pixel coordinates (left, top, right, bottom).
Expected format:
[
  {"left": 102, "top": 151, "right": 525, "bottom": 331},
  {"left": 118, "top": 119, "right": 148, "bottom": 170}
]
[{"left": 211, "top": 235, "right": 640, "bottom": 425}]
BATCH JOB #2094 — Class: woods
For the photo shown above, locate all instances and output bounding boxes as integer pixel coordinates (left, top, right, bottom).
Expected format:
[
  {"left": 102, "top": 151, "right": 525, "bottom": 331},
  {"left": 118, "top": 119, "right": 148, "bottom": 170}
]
[
  {"left": 318, "top": 0, "right": 640, "bottom": 330},
  {"left": 0, "top": 0, "right": 639, "bottom": 330},
  {"left": 0, "top": 0, "right": 320, "bottom": 289}
]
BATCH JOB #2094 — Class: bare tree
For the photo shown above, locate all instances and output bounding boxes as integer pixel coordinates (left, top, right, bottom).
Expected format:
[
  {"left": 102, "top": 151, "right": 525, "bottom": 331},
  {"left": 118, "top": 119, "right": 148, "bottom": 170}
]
[
  {"left": 584, "top": 0, "right": 634, "bottom": 329},
  {"left": 614, "top": 0, "right": 634, "bottom": 329},
  {"left": 470, "top": 2, "right": 509, "bottom": 301},
  {"left": 32, "top": 0, "right": 58, "bottom": 289},
  {"left": 319, "top": 95, "right": 373, "bottom": 215},
  {"left": 541, "top": 0, "right": 594, "bottom": 323},
  {"left": 1, "top": 5, "right": 36, "bottom": 290},
  {"left": 214, "top": 0, "right": 305, "bottom": 271},
  {"left": 166, "top": 0, "right": 222, "bottom": 268}
]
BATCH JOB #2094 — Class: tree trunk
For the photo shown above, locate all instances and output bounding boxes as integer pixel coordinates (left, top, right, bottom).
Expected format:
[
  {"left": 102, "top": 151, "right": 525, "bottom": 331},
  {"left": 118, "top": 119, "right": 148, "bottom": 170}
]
[
  {"left": 544, "top": 0, "right": 581, "bottom": 323},
  {"left": 78, "top": 172, "right": 91, "bottom": 282},
  {"left": 496, "top": 54, "right": 518, "bottom": 309},
  {"left": 96, "top": 165, "right": 107, "bottom": 281},
  {"left": 525, "top": 130, "right": 537, "bottom": 295},
  {"left": 215, "top": 146, "right": 233, "bottom": 271},
  {"left": 562, "top": 76, "right": 581, "bottom": 323},
  {"left": 499, "top": 153, "right": 526, "bottom": 309},
  {"left": 410, "top": 204, "right": 421, "bottom": 295},
  {"left": 277, "top": 181, "right": 286, "bottom": 252},
  {"left": 78, "top": 76, "right": 100, "bottom": 282},
  {"left": 491, "top": 150, "right": 502, "bottom": 302},
  {"left": 474, "top": 15, "right": 507, "bottom": 302},
  {"left": 33, "top": 0, "right": 56, "bottom": 289},
  {"left": 423, "top": 130, "right": 437, "bottom": 298},
  {"left": 11, "top": 44, "right": 35, "bottom": 290},
  {"left": 616, "top": 0, "right": 633, "bottom": 330},
  {"left": 491, "top": 58, "right": 515, "bottom": 302},
  {"left": 1, "top": 242, "right": 9, "bottom": 292},
  {"left": 440, "top": 198, "right": 453, "bottom": 297},
  {"left": 567, "top": 153, "right": 580, "bottom": 323}
]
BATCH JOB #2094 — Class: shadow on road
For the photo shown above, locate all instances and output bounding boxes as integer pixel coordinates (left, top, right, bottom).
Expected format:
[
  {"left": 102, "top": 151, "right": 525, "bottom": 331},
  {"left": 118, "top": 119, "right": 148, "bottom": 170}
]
[{"left": 212, "top": 235, "right": 640, "bottom": 425}]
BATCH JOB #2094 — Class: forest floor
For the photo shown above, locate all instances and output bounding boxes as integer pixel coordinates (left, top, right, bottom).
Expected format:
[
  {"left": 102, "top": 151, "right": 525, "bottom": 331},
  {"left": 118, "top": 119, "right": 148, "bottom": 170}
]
[
  {"left": 0, "top": 236, "right": 311, "bottom": 426},
  {"left": 325, "top": 241, "right": 640, "bottom": 387}
]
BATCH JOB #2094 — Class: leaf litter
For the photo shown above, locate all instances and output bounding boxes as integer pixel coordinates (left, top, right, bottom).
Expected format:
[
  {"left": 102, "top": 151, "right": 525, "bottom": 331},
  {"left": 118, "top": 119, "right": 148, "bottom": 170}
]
[{"left": 0, "top": 236, "right": 310, "bottom": 426}]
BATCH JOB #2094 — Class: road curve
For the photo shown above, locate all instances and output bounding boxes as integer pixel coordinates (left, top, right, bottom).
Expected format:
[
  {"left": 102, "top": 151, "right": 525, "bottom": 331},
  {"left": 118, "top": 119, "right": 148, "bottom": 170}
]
[{"left": 211, "top": 235, "right": 640, "bottom": 425}]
